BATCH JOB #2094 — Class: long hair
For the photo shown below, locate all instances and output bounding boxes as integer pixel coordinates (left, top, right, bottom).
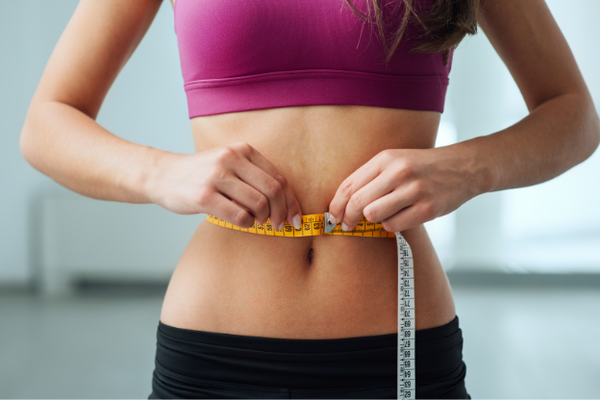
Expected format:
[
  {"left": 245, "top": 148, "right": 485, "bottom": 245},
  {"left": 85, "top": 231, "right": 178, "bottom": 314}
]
[{"left": 342, "top": 0, "right": 480, "bottom": 65}]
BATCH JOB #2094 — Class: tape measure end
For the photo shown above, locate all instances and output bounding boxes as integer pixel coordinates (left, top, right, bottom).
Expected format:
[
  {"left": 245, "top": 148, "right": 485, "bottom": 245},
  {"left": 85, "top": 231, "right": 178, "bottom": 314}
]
[{"left": 324, "top": 212, "right": 337, "bottom": 233}]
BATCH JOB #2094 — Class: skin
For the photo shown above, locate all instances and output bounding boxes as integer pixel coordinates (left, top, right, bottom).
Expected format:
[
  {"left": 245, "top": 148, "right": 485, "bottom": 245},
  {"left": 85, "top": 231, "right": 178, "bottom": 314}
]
[{"left": 21, "top": 0, "right": 599, "bottom": 339}]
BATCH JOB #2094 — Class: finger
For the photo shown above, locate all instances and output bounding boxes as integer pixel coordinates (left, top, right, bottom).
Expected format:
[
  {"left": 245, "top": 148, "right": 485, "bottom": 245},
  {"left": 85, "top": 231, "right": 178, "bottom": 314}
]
[
  {"left": 340, "top": 169, "right": 397, "bottom": 231},
  {"left": 381, "top": 202, "right": 431, "bottom": 233},
  {"left": 210, "top": 192, "right": 255, "bottom": 229},
  {"left": 241, "top": 145, "right": 302, "bottom": 227},
  {"left": 232, "top": 159, "right": 286, "bottom": 225},
  {"left": 362, "top": 185, "right": 418, "bottom": 224},
  {"left": 328, "top": 154, "right": 385, "bottom": 225},
  {"left": 215, "top": 174, "right": 273, "bottom": 228}
]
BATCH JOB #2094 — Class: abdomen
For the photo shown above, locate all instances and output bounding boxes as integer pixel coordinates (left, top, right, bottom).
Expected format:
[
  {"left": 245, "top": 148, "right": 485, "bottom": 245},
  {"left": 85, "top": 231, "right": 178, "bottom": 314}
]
[{"left": 159, "top": 104, "right": 457, "bottom": 338}]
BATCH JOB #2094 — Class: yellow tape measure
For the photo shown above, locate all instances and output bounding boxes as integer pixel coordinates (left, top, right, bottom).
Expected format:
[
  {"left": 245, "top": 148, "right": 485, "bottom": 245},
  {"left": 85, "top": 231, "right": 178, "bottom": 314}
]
[
  {"left": 205, "top": 212, "right": 416, "bottom": 400},
  {"left": 205, "top": 213, "right": 396, "bottom": 238}
]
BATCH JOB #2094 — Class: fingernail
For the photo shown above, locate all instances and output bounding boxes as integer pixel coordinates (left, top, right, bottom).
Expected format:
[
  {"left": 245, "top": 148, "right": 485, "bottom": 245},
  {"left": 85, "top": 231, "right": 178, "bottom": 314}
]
[
  {"left": 342, "top": 222, "right": 349, "bottom": 231},
  {"left": 328, "top": 214, "right": 337, "bottom": 225},
  {"left": 278, "top": 222, "right": 284, "bottom": 231},
  {"left": 293, "top": 214, "right": 301, "bottom": 230}
]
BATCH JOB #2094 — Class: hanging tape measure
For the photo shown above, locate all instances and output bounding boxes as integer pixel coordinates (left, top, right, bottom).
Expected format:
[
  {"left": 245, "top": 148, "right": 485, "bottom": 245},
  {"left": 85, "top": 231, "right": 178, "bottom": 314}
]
[{"left": 205, "top": 212, "right": 415, "bottom": 400}]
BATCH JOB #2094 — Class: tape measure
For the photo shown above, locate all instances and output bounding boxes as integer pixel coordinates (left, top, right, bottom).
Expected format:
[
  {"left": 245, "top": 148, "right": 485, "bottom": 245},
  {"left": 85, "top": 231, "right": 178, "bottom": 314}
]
[{"left": 205, "top": 212, "right": 415, "bottom": 399}]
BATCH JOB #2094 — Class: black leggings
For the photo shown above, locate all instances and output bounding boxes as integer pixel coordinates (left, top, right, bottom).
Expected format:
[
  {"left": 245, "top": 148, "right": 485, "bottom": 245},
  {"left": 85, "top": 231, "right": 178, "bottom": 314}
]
[{"left": 148, "top": 315, "right": 470, "bottom": 399}]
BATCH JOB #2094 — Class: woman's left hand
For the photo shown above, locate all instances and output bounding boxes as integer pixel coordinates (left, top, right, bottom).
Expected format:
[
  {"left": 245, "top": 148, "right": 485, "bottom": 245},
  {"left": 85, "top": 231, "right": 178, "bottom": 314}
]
[{"left": 327, "top": 146, "right": 486, "bottom": 233}]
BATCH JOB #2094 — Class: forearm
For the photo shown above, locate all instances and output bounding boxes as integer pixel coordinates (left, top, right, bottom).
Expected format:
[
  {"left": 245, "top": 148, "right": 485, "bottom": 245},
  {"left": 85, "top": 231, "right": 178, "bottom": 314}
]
[
  {"left": 449, "top": 93, "right": 600, "bottom": 196},
  {"left": 20, "top": 101, "right": 173, "bottom": 204}
]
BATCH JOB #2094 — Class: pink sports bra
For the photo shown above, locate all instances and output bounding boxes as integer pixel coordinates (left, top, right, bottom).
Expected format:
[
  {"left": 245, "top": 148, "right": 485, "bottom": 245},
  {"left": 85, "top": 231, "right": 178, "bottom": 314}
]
[{"left": 173, "top": 0, "right": 453, "bottom": 118}]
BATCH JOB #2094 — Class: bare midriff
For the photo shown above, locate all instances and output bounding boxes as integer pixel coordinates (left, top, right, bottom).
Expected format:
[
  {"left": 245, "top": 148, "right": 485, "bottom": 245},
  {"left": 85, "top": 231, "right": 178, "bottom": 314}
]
[{"left": 159, "top": 104, "right": 457, "bottom": 339}]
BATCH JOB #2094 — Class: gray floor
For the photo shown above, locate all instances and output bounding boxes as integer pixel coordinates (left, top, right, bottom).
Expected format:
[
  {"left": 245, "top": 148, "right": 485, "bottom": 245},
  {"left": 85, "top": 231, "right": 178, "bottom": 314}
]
[{"left": 1, "top": 275, "right": 599, "bottom": 399}]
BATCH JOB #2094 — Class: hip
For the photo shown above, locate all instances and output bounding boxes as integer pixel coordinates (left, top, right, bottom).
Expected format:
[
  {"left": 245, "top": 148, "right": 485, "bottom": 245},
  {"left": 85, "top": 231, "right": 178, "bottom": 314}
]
[
  {"left": 148, "top": 314, "right": 470, "bottom": 399},
  {"left": 159, "top": 217, "right": 456, "bottom": 339}
]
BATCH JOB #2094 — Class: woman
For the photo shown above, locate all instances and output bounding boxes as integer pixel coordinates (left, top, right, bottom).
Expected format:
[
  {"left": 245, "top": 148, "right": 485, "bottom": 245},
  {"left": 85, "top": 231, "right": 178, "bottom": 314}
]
[{"left": 19, "top": 0, "right": 599, "bottom": 398}]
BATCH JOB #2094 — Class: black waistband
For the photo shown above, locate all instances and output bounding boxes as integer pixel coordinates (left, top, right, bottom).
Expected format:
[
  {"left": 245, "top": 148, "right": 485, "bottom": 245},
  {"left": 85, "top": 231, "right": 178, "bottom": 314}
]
[
  {"left": 153, "top": 315, "right": 464, "bottom": 389},
  {"left": 157, "top": 314, "right": 460, "bottom": 353}
]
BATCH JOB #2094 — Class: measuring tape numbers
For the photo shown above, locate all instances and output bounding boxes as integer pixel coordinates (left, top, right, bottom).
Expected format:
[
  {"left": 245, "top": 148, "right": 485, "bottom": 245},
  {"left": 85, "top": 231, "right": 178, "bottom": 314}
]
[
  {"left": 396, "top": 231, "right": 415, "bottom": 399},
  {"left": 205, "top": 212, "right": 415, "bottom": 399}
]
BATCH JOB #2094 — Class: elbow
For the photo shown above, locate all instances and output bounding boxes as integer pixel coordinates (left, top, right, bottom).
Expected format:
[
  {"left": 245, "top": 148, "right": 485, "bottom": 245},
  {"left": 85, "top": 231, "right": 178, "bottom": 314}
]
[
  {"left": 589, "top": 124, "right": 600, "bottom": 160},
  {"left": 20, "top": 118, "right": 35, "bottom": 166},
  {"left": 568, "top": 92, "right": 600, "bottom": 164},
  {"left": 581, "top": 100, "right": 600, "bottom": 162},
  {"left": 20, "top": 110, "right": 44, "bottom": 171},
  {"left": 589, "top": 112, "right": 600, "bottom": 156}
]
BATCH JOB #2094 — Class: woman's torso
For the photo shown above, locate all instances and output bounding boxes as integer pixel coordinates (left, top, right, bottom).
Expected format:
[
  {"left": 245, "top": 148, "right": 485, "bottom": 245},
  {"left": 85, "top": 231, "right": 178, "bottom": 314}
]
[{"left": 159, "top": 104, "right": 457, "bottom": 339}]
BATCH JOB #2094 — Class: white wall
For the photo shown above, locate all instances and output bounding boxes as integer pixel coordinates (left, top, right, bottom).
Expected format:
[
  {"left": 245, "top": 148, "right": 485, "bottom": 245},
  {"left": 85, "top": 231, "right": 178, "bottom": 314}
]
[{"left": 2, "top": 0, "right": 599, "bottom": 286}]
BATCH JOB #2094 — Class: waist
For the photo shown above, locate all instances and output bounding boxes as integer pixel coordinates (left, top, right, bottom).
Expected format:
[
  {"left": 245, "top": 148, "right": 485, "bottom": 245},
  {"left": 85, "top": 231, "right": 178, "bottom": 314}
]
[
  {"left": 161, "top": 105, "right": 452, "bottom": 338},
  {"left": 161, "top": 218, "right": 456, "bottom": 337}
]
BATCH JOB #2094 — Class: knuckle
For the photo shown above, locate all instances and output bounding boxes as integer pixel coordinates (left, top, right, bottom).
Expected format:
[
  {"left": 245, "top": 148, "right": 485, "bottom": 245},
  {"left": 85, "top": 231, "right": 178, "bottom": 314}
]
[
  {"left": 267, "top": 179, "right": 283, "bottom": 198},
  {"left": 234, "top": 209, "right": 252, "bottom": 227},
  {"left": 363, "top": 206, "right": 377, "bottom": 222},
  {"left": 422, "top": 201, "right": 437, "bottom": 218},
  {"left": 195, "top": 188, "right": 212, "bottom": 207},
  {"left": 411, "top": 179, "right": 425, "bottom": 196},
  {"left": 349, "top": 192, "right": 363, "bottom": 209},
  {"left": 255, "top": 194, "right": 269, "bottom": 211},
  {"left": 381, "top": 220, "right": 393, "bottom": 231},
  {"left": 233, "top": 141, "right": 252, "bottom": 154},
  {"left": 400, "top": 159, "right": 415, "bottom": 175},
  {"left": 208, "top": 166, "right": 227, "bottom": 181},
  {"left": 340, "top": 179, "right": 353, "bottom": 196},
  {"left": 378, "top": 149, "right": 391, "bottom": 162},
  {"left": 215, "top": 147, "right": 236, "bottom": 164},
  {"left": 392, "top": 159, "right": 413, "bottom": 179},
  {"left": 273, "top": 173, "right": 288, "bottom": 189}
]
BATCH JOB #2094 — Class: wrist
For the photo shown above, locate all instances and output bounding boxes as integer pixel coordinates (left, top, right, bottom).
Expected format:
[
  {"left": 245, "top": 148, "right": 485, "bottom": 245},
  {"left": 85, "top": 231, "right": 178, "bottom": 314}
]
[
  {"left": 138, "top": 146, "right": 181, "bottom": 205},
  {"left": 443, "top": 136, "right": 498, "bottom": 197},
  {"left": 465, "top": 136, "right": 499, "bottom": 195}
]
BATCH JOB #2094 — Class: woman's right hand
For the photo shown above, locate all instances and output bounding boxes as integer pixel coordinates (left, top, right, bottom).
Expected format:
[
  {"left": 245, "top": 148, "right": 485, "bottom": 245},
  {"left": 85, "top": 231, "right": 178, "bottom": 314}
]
[{"left": 148, "top": 141, "right": 302, "bottom": 231}]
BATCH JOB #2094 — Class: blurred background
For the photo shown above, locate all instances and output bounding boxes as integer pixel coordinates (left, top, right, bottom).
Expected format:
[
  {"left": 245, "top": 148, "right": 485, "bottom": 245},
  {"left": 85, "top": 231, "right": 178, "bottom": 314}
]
[{"left": 1, "top": 0, "right": 599, "bottom": 398}]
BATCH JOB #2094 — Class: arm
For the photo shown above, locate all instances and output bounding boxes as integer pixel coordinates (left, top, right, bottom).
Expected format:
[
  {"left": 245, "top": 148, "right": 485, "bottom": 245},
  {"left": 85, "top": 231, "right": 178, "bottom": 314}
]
[
  {"left": 19, "top": 0, "right": 170, "bottom": 204},
  {"left": 328, "top": 0, "right": 600, "bottom": 232},
  {"left": 19, "top": 0, "right": 303, "bottom": 228},
  {"left": 449, "top": 0, "right": 600, "bottom": 194}
]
